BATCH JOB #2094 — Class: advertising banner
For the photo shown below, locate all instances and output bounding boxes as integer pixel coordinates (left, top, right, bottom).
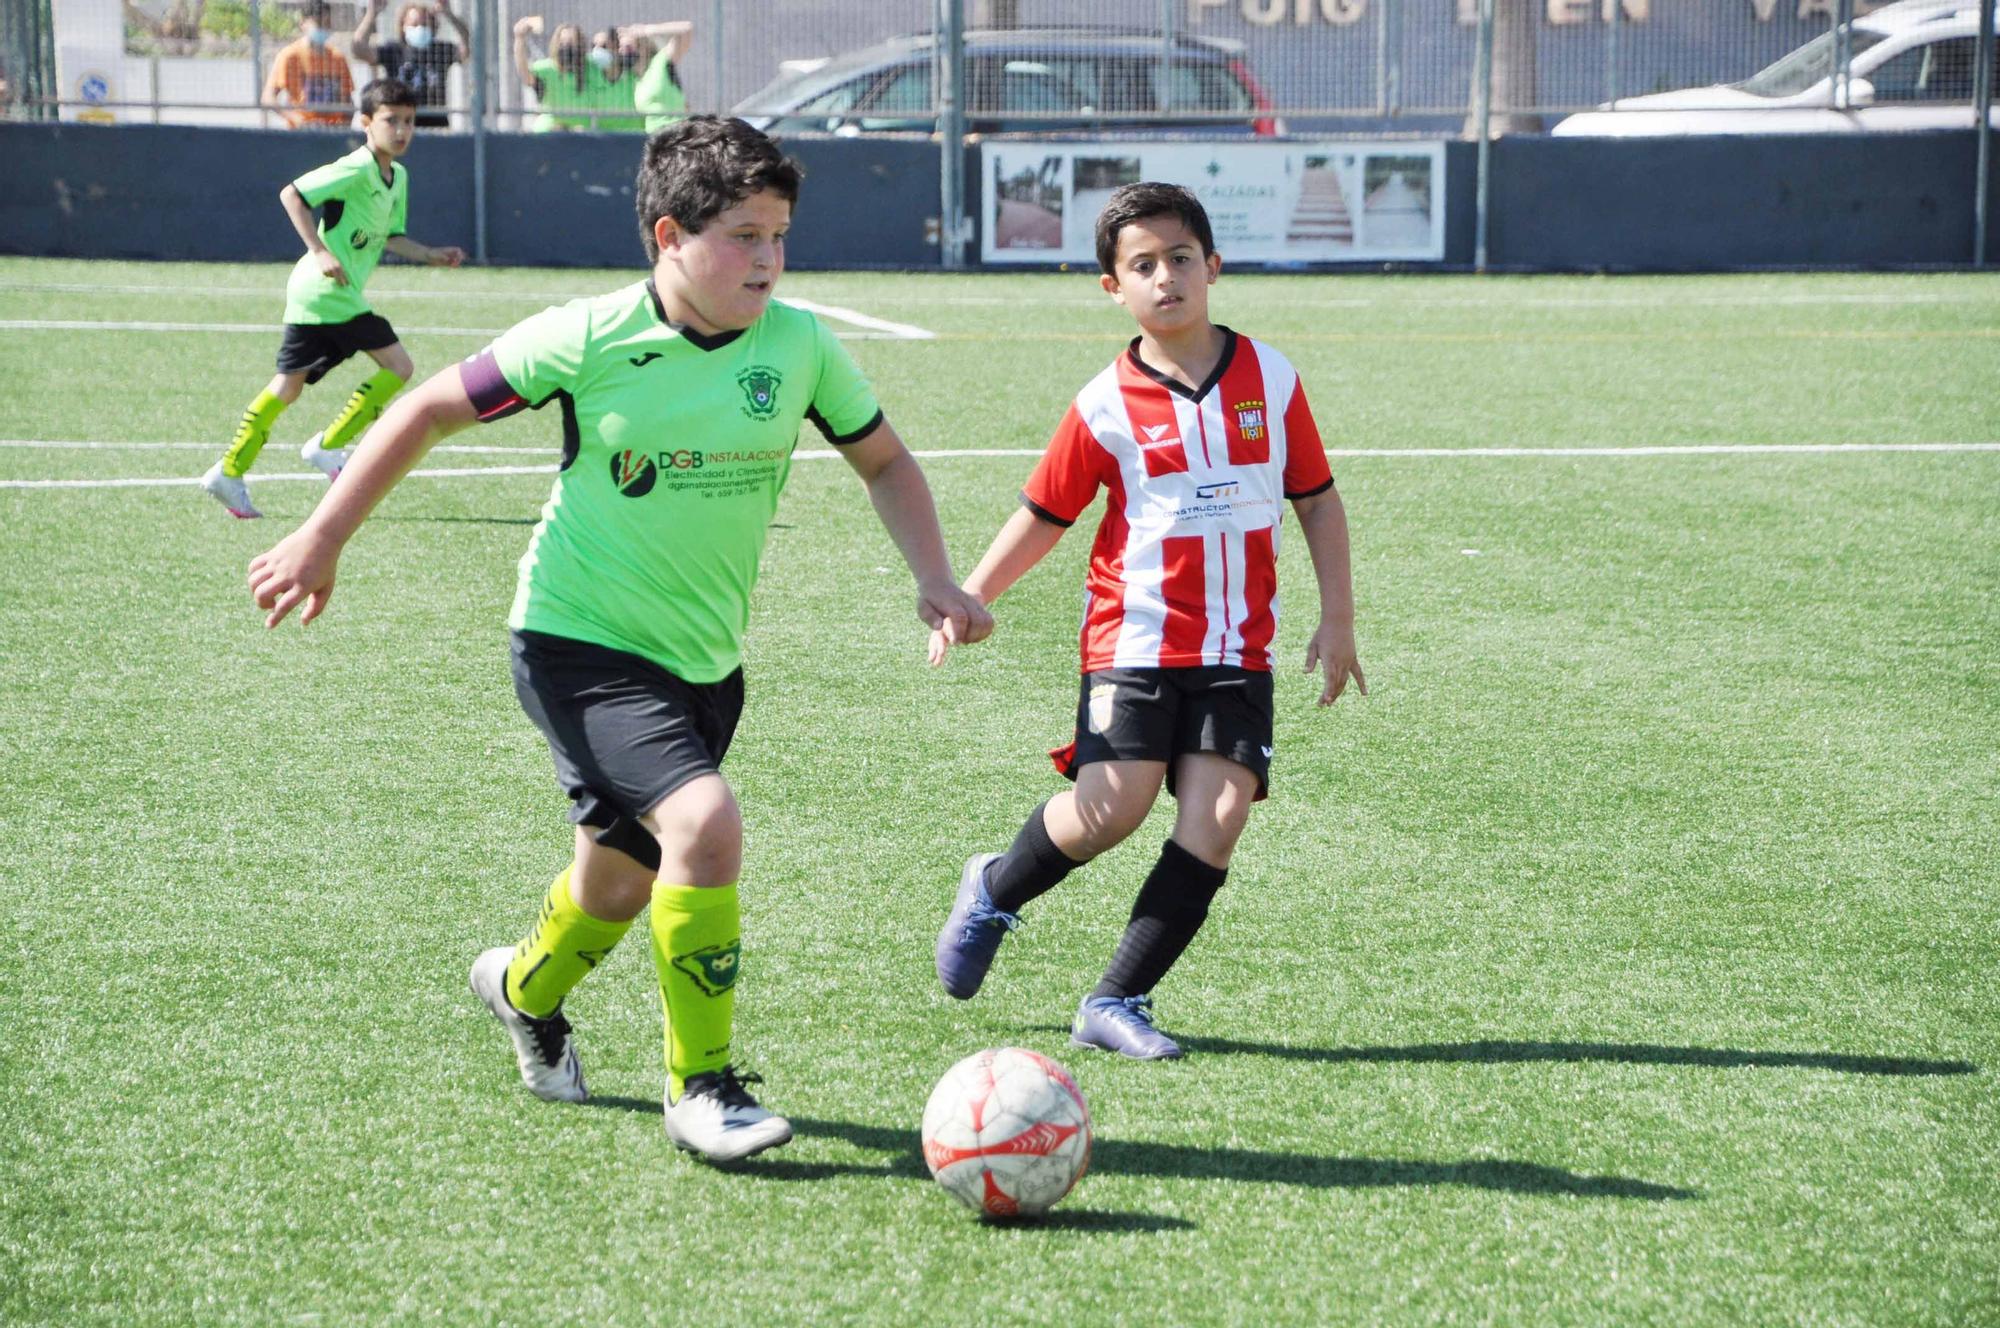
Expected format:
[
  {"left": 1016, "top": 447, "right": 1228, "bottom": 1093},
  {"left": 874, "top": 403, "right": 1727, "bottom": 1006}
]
[{"left": 981, "top": 141, "right": 1446, "bottom": 266}]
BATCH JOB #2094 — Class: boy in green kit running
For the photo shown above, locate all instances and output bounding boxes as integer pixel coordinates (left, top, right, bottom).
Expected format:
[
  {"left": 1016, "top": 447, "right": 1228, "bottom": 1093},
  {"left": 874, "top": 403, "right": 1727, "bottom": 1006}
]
[
  {"left": 246, "top": 117, "right": 992, "bottom": 1163},
  {"left": 202, "top": 78, "right": 466, "bottom": 519}
]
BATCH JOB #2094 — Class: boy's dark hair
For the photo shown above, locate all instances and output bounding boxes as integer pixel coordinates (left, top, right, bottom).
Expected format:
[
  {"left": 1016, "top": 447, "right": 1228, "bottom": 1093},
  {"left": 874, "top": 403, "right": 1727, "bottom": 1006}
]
[
  {"left": 636, "top": 116, "right": 803, "bottom": 260},
  {"left": 299, "top": 0, "right": 332, "bottom": 23},
  {"left": 359, "top": 79, "right": 418, "bottom": 118},
  {"left": 1093, "top": 181, "right": 1214, "bottom": 276}
]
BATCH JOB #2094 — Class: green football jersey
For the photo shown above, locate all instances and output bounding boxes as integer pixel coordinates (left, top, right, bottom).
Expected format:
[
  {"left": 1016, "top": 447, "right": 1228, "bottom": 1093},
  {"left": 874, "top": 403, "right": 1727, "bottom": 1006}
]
[
  {"left": 284, "top": 146, "right": 408, "bottom": 325},
  {"left": 473, "top": 281, "right": 883, "bottom": 683}
]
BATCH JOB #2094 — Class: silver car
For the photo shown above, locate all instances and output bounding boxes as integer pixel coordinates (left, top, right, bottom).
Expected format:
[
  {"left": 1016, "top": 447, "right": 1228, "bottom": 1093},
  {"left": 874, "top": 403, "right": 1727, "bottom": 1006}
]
[{"left": 1553, "top": 0, "right": 1999, "bottom": 136}]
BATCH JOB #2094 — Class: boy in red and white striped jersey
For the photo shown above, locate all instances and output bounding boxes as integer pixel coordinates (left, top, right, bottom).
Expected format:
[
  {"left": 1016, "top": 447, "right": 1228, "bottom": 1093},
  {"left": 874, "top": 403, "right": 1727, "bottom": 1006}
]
[{"left": 931, "top": 182, "right": 1365, "bottom": 1059}]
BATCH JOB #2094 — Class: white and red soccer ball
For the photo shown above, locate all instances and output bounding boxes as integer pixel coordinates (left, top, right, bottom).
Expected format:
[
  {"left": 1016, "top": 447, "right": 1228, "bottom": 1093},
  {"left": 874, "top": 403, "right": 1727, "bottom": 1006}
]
[{"left": 921, "top": 1047, "right": 1092, "bottom": 1218}]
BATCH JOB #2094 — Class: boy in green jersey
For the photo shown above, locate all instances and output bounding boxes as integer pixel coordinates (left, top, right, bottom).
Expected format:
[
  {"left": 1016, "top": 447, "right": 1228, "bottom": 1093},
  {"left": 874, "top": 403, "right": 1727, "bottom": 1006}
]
[
  {"left": 202, "top": 78, "right": 466, "bottom": 520},
  {"left": 247, "top": 117, "right": 992, "bottom": 1163}
]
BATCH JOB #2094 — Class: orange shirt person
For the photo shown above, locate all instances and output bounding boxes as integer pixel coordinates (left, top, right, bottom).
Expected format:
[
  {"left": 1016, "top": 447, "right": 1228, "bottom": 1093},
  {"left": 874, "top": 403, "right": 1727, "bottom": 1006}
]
[{"left": 264, "top": 0, "right": 356, "bottom": 128}]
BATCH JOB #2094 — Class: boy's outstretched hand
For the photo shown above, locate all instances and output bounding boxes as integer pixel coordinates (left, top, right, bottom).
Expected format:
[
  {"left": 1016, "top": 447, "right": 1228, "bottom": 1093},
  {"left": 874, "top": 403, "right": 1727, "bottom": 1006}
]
[
  {"left": 1305, "top": 619, "right": 1365, "bottom": 706},
  {"left": 920, "top": 582, "right": 992, "bottom": 667},
  {"left": 249, "top": 529, "right": 342, "bottom": 628}
]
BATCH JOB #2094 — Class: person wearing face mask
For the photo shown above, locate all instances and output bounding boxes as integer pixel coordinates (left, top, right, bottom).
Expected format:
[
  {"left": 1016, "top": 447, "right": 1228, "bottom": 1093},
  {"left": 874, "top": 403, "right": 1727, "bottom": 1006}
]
[
  {"left": 354, "top": 0, "right": 468, "bottom": 130},
  {"left": 513, "top": 17, "right": 600, "bottom": 132},
  {"left": 263, "top": 0, "right": 356, "bottom": 129},
  {"left": 580, "top": 27, "right": 649, "bottom": 132}
]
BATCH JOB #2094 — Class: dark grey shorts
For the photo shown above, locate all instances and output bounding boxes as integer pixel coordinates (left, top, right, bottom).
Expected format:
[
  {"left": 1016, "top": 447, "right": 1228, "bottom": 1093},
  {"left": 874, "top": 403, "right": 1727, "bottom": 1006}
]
[
  {"left": 510, "top": 630, "right": 744, "bottom": 873},
  {"left": 1050, "top": 666, "right": 1274, "bottom": 801}
]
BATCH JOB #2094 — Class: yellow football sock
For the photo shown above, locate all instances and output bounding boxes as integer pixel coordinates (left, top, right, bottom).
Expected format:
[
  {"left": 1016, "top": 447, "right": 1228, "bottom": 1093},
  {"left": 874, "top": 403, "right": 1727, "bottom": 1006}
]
[
  {"left": 650, "top": 881, "right": 740, "bottom": 1100},
  {"left": 504, "top": 867, "right": 634, "bottom": 1018},
  {"left": 220, "top": 390, "right": 287, "bottom": 477},
  {"left": 321, "top": 368, "right": 405, "bottom": 450}
]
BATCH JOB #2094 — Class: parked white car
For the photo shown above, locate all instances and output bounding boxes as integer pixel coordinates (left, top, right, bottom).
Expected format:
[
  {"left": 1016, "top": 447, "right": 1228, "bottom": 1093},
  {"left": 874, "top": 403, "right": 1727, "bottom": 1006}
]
[{"left": 1552, "top": 0, "right": 1999, "bottom": 135}]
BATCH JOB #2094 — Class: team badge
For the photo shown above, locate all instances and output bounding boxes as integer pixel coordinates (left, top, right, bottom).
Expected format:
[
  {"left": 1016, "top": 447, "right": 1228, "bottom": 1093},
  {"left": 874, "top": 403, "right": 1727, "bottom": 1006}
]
[
  {"left": 672, "top": 941, "right": 741, "bottom": 997},
  {"left": 1233, "top": 400, "right": 1266, "bottom": 442},
  {"left": 737, "top": 366, "right": 782, "bottom": 420},
  {"left": 609, "top": 448, "right": 658, "bottom": 497},
  {"left": 1087, "top": 683, "right": 1118, "bottom": 735}
]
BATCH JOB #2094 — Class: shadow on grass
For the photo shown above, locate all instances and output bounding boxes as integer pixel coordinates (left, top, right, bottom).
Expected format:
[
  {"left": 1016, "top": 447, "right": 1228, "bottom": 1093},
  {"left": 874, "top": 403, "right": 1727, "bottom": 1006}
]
[
  {"left": 1171, "top": 1037, "right": 1978, "bottom": 1078},
  {"left": 791, "top": 1117, "right": 1694, "bottom": 1202}
]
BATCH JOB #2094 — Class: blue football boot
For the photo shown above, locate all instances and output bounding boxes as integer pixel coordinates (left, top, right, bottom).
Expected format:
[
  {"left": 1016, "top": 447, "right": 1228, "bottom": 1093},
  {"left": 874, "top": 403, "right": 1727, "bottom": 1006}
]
[
  {"left": 1071, "top": 993, "right": 1184, "bottom": 1060},
  {"left": 935, "top": 853, "right": 1019, "bottom": 1000}
]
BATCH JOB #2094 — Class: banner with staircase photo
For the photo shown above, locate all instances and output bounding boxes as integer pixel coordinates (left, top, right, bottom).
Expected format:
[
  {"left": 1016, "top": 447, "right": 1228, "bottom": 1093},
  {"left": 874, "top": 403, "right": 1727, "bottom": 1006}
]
[{"left": 980, "top": 141, "right": 1446, "bottom": 266}]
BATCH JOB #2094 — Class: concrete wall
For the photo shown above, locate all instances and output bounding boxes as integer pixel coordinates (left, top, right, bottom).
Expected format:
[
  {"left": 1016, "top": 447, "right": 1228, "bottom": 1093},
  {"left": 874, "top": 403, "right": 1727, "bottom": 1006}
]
[{"left": 0, "top": 121, "right": 1989, "bottom": 270}]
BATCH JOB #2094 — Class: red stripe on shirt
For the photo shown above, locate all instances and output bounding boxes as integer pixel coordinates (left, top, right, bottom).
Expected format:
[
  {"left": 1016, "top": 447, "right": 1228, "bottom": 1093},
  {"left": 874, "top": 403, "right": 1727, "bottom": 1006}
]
[
  {"left": 1238, "top": 525, "right": 1278, "bottom": 670},
  {"left": 1160, "top": 533, "right": 1209, "bottom": 665},
  {"left": 1116, "top": 356, "right": 1188, "bottom": 478},
  {"left": 1079, "top": 467, "right": 1131, "bottom": 671},
  {"left": 1220, "top": 339, "right": 1272, "bottom": 466}
]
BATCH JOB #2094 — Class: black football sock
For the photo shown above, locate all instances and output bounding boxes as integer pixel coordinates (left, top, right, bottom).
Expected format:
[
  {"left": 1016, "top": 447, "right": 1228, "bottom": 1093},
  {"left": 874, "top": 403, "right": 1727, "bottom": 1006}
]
[
  {"left": 1091, "top": 838, "right": 1228, "bottom": 1001},
  {"left": 985, "top": 799, "right": 1086, "bottom": 914}
]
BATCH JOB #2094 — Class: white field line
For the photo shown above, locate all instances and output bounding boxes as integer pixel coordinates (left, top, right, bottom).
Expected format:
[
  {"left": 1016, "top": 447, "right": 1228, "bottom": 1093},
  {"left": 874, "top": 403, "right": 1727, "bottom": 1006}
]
[
  {"left": 0, "top": 316, "right": 923, "bottom": 341},
  {"left": 782, "top": 297, "right": 934, "bottom": 340},
  {"left": 3, "top": 279, "right": 1992, "bottom": 312},
  {"left": 3, "top": 440, "right": 1998, "bottom": 491}
]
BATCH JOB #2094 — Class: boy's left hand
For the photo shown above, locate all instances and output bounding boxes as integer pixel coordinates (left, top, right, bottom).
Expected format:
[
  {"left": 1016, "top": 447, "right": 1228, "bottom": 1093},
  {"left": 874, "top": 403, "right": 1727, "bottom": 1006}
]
[
  {"left": 1305, "top": 619, "right": 1365, "bottom": 707},
  {"left": 429, "top": 246, "right": 467, "bottom": 267}
]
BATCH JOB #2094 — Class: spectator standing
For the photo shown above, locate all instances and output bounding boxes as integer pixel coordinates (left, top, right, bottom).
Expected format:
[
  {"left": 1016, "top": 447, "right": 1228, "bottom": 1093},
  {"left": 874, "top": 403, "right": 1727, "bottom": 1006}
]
[
  {"left": 513, "top": 17, "right": 598, "bottom": 132},
  {"left": 622, "top": 20, "right": 694, "bottom": 132},
  {"left": 264, "top": 0, "right": 356, "bottom": 129},
  {"left": 354, "top": 0, "right": 468, "bottom": 129}
]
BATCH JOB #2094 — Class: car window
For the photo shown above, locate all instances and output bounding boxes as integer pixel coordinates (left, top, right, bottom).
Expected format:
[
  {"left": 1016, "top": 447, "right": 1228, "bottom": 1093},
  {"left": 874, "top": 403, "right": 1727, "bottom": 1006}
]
[
  {"left": 1735, "top": 29, "right": 1887, "bottom": 98},
  {"left": 1867, "top": 38, "right": 1982, "bottom": 103},
  {"left": 862, "top": 63, "right": 933, "bottom": 114},
  {"left": 796, "top": 80, "right": 864, "bottom": 117},
  {"left": 968, "top": 56, "right": 1094, "bottom": 114},
  {"left": 1153, "top": 60, "right": 1251, "bottom": 113}
]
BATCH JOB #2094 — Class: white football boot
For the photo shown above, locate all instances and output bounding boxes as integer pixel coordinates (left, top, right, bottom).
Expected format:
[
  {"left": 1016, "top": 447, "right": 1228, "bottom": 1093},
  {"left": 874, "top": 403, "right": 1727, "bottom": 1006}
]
[
  {"left": 299, "top": 431, "right": 345, "bottom": 480},
  {"left": 663, "top": 1067, "right": 793, "bottom": 1163},
  {"left": 200, "top": 462, "right": 262, "bottom": 519},
  {"left": 468, "top": 946, "right": 586, "bottom": 1103}
]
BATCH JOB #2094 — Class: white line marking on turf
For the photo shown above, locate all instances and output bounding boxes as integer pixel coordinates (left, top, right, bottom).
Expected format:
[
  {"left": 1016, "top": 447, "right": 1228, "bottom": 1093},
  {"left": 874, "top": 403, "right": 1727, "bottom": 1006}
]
[
  {"left": 783, "top": 298, "right": 935, "bottom": 340},
  {"left": 0, "top": 311, "right": 931, "bottom": 340},
  {"left": 1, "top": 465, "right": 560, "bottom": 489},
  {"left": 7, "top": 280, "right": 1993, "bottom": 313},
  {"left": 5, "top": 441, "right": 1998, "bottom": 491}
]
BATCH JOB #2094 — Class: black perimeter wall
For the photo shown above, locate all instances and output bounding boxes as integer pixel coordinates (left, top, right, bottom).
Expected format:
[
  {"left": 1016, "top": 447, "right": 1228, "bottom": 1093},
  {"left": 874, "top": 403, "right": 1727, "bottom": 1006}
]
[{"left": 0, "top": 123, "right": 1991, "bottom": 271}]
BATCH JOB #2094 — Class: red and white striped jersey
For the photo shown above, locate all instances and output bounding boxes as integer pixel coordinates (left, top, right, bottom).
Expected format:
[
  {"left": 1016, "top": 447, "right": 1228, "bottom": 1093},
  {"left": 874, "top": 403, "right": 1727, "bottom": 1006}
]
[{"left": 1022, "top": 330, "right": 1333, "bottom": 674}]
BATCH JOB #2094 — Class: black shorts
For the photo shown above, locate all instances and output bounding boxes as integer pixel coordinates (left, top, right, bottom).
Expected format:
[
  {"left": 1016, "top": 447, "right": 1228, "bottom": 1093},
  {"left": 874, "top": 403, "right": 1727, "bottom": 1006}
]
[
  {"left": 1051, "top": 666, "right": 1275, "bottom": 801},
  {"left": 276, "top": 313, "right": 398, "bottom": 385},
  {"left": 510, "top": 630, "right": 744, "bottom": 873}
]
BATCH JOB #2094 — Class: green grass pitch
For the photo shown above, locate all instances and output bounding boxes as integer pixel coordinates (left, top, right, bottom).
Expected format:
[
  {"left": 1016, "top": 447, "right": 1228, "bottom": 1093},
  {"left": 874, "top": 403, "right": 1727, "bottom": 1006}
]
[{"left": 1, "top": 257, "right": 1996, "bottom": 1326}]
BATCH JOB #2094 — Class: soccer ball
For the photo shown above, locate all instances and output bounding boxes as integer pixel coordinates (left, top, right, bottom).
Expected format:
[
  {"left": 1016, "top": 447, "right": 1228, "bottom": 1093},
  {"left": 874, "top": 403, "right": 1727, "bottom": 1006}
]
[{"left": 921, "top": 1047, "right": 1092, "bottom": 1218}]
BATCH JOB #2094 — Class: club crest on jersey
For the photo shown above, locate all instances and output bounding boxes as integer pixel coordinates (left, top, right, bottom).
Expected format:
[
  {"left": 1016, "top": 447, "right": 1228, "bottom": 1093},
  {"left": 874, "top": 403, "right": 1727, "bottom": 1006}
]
[
  {"left": 1233, "top": 400, "right": 1266, "bottom": 442},
  {"left": 673, "top": 941, "right": 741, "bottom": 997},
  {"left": 1087, "top": 683, "right": 1118, "bottom": 735},
  {"left": 609, "top": 448, "right": 658, "bottom": 497},
  {"left": 737, "top": 366, "right": 782, "bottom": 420}
]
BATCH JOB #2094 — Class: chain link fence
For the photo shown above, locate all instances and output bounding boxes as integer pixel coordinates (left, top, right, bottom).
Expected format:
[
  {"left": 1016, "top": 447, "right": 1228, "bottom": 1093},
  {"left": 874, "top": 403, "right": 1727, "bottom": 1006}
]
[{"left": 12, "top": 0, "right": 1988, "bottom": 132}]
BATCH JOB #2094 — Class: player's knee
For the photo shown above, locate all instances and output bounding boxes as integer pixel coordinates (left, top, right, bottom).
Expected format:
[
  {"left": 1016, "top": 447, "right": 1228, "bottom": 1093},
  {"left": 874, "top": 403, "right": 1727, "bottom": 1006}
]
[
  {"left": 647, "top": 779, "right": 743, "bottom": 880},
  {"left": 1070, "top": 789, "right": 1152, "bottom": 854}
]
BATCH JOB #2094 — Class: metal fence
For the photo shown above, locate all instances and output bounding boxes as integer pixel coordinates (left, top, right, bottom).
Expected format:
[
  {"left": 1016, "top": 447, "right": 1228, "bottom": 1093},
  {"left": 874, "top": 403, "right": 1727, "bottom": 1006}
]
[
  {"left": 8, "top": 0, "right": 1996, "bottom": 265},
  {"left": 17, "top": 0, "right": 1995, "bottom": 130}
]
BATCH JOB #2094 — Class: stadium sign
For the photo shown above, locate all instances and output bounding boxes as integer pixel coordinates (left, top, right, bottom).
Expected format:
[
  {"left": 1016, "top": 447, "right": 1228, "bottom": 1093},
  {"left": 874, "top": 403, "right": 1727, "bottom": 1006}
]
[{"left": 982, "top": 141, "right": 1447, "bottom": 266}]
